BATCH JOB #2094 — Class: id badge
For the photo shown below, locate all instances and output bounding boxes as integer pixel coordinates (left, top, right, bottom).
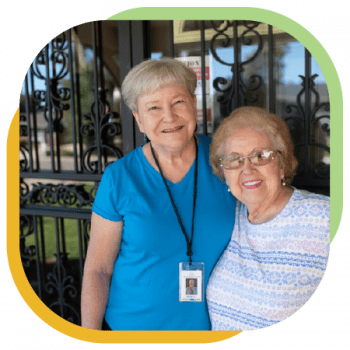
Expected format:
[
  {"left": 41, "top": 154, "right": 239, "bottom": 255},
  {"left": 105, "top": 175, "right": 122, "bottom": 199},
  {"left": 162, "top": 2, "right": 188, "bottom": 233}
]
[{"left": 179, "top": 262, "right": 204, "bottom": 302}]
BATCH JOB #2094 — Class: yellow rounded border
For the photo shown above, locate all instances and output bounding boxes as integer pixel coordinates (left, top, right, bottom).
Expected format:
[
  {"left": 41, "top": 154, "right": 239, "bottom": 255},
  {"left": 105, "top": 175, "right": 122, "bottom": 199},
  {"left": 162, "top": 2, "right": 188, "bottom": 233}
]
[{"left": 8, "top": 5, "right": 342, "bottom": 344}]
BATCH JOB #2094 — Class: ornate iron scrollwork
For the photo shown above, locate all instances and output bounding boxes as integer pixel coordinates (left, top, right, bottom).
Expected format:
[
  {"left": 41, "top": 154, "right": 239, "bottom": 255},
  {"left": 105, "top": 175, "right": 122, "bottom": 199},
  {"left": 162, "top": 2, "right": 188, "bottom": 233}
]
[
  {"left": 32, "top": 34, "right": 71, "bottom": 134},
  {"left": 20, "top": 215, "right": 35, "bottom": 269},
  {"left": 285, "top": 74, "right": 330, "bottom": 179},
  {"left": 20, "top": 113, "right": 30, "bottom": 172},
  {"left": 20, "top": 179, "right": 30, "bottom": 198},
  {"left": 210, "top": 21, "right": 263, "bottom": 116},
  {"left": 45, "top": 252, "right": 80, "bottom": 325},
  {"left": 81, "top": 88, "right": 122, "bottom": 173},
  {"left": 19, "top": 22, "right": 125, "bottom": 327},
  {"left": 83, "top": 220, "right": 91, "bottom": 243},
  {"left": 20, "top": 182, "right": 96, "bottom": 208}
]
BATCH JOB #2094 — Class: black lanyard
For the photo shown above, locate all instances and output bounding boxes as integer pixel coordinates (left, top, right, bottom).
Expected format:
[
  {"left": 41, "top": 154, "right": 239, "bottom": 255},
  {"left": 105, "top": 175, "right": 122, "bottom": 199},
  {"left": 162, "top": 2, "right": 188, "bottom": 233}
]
[{"left": 150, "top": 136, "right": 198, "bottom": 264}]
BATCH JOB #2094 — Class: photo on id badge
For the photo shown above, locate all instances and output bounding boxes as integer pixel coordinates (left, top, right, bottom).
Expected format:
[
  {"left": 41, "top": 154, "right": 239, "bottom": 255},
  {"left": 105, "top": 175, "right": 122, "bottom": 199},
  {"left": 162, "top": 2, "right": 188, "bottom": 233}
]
[
  {"left": 186, "top": 278, "right": 197, "bottom": 295},
  {"left": 179, "top": 262, "right": 204, "bottom": 302}
]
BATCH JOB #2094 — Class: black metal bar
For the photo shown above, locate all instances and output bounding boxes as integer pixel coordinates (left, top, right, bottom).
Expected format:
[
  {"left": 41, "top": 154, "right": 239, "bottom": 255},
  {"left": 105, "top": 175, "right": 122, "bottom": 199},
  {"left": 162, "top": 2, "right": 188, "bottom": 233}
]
[
  {"left": 119, "top": 21, "right": 135, "bottom": 155},
  {"left": 268, "top": 25, "right": 275, "bottom": 114},
  {"left": 20, "top": 170, "right": 102, "bottom": 181},
  {"left": 92, "top": 22, "right": 102, "bottom": 174},
  {"left": 77, "top": 219, "right": 84, "bottom": 283},
  {"left": 30, "top": 65, "right": 40, "bottom": 171},
  {"left": 33, "top": 216, "right": 43, "bottom": 300},
  {"left": 45, "top": 44, "right": 56, "bottom": 172},
  {"left": 97, "top": 22, "right": 105, "bottom": 93},
  {"left": 60, "top": 218, "right": 67, "bottom": 255},
  {"left": 52, "top": 40, "right": 61, "bottom": 173},
  {"left": 83, "top": 219, "right": 90, "bottom": 256},
  {"left": 200, "top": 21, "right": 208, "bottom": 136},
  {"left": 24, "top": 75, "right": 33, "bottom": 171},
  {"left": 68, "top": 29, "right": 78, "bottom": 173},
  {"left": 132, "top": 21, "right": 147, "bottom": 148},
  {"left": 168, "top": 21, "right": 174, "bottom": 57},
  {"left": 20, "top": 206, "right": 92, "bottom": 220},
  {"left": 39, "top": 216, "right": 47, "bottom": 299},
  {"left": 55, "top": 116, "right": 61, "bottom": 172},
  {"left": 304, "top": 48, "right": 311, "bottom": 180},
  {"left": 97, "top": 22, "right": 108, "bottom": 169},
  {"left": 55, "top": 91, "right": 61, "bottom": 169},
  {"left": 54, "top": 217, "right": 64, "bottom": 317},
  {"left": 233, "top": 21, "right": 240, "bottom": 110},
  {"left": 73, "top": 27, "right": 84, "bottom": 173}
]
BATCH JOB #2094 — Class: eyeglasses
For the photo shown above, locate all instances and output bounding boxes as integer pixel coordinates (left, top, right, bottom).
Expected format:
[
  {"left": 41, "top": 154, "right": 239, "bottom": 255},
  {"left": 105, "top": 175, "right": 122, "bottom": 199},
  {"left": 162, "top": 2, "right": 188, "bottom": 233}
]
[{"left": 219, "top": 149, "right": 281, "bottom": 170}]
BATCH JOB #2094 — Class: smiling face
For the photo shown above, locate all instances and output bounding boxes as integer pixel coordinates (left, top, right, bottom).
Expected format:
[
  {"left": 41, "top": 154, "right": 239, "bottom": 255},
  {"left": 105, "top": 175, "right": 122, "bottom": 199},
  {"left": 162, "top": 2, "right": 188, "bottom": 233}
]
[
  {"left": 223, "top": 128, "right": 285, "bottom": 209},
  {"left": 133, "top": 86, "right": 197, "bottom": 153}
]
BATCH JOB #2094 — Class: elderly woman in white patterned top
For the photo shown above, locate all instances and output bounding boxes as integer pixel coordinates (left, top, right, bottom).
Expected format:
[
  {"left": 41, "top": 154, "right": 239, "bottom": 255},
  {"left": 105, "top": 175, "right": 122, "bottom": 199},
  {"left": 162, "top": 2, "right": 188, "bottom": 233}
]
[{"left": 206, "top": 106, "right": 330, "bottom": 330}]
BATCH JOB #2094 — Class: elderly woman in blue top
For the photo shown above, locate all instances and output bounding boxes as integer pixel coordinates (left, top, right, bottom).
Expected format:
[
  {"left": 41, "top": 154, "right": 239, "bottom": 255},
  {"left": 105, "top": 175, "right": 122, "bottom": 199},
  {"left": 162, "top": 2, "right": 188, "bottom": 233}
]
[
  {"left": 206, "top": 107, "right": 330, "bottom": 330},
  {"left": 81, "top": 58, "right": 236, "bottom": 330}
]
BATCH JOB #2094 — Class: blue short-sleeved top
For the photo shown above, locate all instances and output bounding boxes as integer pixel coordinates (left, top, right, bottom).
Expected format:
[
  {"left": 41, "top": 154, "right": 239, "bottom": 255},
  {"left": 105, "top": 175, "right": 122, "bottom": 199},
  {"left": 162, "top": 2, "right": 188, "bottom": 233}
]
[{"left": 92, "top": 135, "right": 236, "bottom": 330}]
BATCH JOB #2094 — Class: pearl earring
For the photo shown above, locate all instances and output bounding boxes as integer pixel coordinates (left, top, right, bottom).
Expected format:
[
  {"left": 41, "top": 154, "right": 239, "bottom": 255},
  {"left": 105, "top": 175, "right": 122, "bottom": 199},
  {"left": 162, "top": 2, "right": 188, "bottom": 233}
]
[{"left": 282, "top": 177, "right": 286, "bottom": 186}]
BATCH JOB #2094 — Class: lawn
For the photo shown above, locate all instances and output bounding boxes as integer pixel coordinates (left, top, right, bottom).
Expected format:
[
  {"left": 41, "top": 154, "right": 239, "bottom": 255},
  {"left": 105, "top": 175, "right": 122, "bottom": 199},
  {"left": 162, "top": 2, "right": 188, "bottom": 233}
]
[{"left": 24, "top": 217, "right": 88, "bottom": 262}]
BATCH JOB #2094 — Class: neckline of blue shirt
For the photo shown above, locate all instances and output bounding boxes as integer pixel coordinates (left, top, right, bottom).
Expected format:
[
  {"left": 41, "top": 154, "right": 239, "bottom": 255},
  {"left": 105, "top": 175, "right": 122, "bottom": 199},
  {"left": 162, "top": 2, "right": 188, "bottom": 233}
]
[{"left": 135, "top": 140, "right": 200, "bottom": 186}]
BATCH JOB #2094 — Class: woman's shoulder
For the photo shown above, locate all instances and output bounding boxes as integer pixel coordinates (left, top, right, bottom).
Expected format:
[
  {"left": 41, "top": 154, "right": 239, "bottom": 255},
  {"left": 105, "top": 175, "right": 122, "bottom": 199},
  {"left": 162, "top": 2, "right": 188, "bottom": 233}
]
[
  {"left": 292, "top": 188, "right": 330, "bottom": 206},
  {"left": 289, "top": 188, "right": 330, "bottom": 219},
  {"left": 104, "top": 147, "right": 143, "bottom": 174}
]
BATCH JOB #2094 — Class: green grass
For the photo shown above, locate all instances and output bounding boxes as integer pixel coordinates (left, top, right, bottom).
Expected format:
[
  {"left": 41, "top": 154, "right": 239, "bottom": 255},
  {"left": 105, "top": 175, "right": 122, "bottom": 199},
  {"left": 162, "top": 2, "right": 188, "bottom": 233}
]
[{"left": 24, "top": 217, "right": 85, "bottom": 261}]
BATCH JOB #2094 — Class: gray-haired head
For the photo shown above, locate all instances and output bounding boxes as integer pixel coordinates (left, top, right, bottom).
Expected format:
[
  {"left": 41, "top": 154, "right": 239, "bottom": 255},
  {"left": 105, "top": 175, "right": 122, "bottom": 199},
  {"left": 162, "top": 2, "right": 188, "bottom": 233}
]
[
  {"left": 121, "top": 57, "right": 197, "bottom": 112},
  {"left": 210, "top": 106, "right": 298, "bottom": 186}
]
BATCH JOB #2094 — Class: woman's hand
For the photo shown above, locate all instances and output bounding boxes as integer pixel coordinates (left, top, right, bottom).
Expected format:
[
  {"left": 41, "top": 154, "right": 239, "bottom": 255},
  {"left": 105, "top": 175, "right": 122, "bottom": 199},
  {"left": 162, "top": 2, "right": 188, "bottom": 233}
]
[{"left": 81, "top": 212, "right": 123, "bottom": 330}]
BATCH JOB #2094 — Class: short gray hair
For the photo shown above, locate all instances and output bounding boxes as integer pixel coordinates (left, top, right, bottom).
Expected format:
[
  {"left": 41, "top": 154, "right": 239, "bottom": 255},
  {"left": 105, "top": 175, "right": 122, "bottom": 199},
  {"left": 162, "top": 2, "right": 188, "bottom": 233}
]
[
  {"left": 121, "top": 57, "right": 197, "bottom": 112},
  {"left": 210, "top": 107, "right": 298, "bottom": 185}
]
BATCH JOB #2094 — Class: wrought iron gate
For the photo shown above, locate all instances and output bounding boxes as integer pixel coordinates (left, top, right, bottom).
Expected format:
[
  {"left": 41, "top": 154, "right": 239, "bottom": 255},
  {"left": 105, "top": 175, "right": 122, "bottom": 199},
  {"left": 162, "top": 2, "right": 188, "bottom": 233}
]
[{"left": 20, "top": 20, "right": 330, "bottom": 326}]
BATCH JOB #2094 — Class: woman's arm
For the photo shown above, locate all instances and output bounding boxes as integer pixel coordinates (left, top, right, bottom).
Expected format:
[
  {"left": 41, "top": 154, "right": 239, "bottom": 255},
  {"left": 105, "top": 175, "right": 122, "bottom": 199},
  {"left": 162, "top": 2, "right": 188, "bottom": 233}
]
[{"left": 81, "top": 212, "right": 123, "bottom": 330}]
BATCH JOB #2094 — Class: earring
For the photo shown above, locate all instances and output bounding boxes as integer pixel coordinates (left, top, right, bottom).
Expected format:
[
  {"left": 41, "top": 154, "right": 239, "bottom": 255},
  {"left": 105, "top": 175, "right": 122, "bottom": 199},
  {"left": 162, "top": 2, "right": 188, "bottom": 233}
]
[
  {"left": 228, "top": 188, "right": 231, "bottom": 192},
  {"left": 282, "top": 177, "right": 286, "bottom": 186}
]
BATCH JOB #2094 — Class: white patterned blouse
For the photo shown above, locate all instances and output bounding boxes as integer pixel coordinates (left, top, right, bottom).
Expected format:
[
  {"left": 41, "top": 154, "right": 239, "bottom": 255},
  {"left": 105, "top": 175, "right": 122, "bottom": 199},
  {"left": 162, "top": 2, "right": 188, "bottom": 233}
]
[{"left": 206, "top": 188, "right": 330, "bottom": 330}]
